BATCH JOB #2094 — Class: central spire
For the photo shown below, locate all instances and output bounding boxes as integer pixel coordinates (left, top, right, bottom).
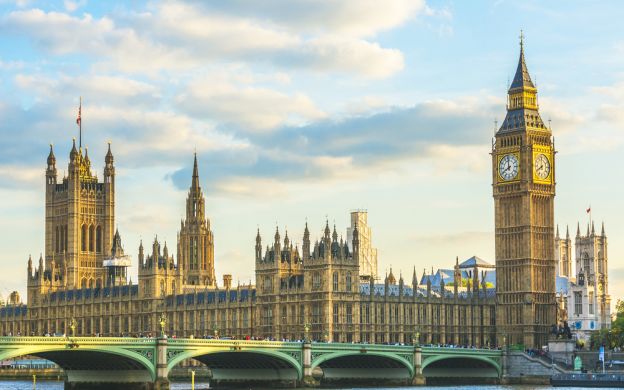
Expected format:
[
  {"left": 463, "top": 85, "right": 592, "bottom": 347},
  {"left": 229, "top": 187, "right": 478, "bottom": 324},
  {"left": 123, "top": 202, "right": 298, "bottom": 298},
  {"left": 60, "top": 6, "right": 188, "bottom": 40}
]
[
  {"left": 186, "top": 153, "right": 205, "bottom": 221},
  {"left": 509, "top": 30, "right": 535, "bottom": 91},
  {"left": 498, "top": 32, "right": 547, "bottom": 133},
  {"left": 192, "top": 152, "right": 200, "bottom": 191}
]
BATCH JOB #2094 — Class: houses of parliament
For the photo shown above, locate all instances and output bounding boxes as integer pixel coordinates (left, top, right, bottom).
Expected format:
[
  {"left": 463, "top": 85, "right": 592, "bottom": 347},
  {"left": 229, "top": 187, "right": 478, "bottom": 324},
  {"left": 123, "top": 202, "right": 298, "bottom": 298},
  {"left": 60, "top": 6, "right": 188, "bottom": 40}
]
[{"left": 0, "top": 40, "right": 610, "bottom": 349}]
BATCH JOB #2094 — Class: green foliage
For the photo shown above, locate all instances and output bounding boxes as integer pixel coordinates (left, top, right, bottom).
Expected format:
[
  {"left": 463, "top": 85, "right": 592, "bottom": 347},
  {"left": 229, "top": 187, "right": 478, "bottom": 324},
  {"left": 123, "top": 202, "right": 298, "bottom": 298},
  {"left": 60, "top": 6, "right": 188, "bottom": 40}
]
[
  {"left": 613, "top": 299, "right": 624, "bottom": 330},
  {"left": 589, "top": 299, "right": 624, "bottom": 350}
]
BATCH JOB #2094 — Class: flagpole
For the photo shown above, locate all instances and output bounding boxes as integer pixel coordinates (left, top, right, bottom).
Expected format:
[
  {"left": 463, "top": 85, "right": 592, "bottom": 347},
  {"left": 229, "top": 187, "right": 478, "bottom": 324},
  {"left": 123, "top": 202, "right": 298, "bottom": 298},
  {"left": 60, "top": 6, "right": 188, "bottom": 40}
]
[{"left": 79, "top": 96, "right": 82, "bottom": 150}]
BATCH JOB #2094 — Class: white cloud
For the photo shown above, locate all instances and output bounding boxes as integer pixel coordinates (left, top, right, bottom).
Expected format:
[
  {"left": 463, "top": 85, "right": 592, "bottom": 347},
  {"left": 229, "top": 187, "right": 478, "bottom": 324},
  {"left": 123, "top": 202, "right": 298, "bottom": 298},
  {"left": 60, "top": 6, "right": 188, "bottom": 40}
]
[
  {"left": 193, "top": 0, "right": 427, "bottom": 38},
  {"left": 293, "top": 36, "right": 404, "bottom": 78},
  {"left": 177, "top": 80, "right": 325, "bottom": 132},
  {"left": 1, "top": 4, "right": 409, "bottom": 78},
  {"left": 2, "top": 9, "right": 194, "bottom": 74},
  {"left": 15, "top": 73, "right": 160, "bottom": 103},
  {"left": 0, "top": 165, "right": 41, "bottom": 189},
  {"left": 63, "top": 0, "right": 86, "bottom": 12}
]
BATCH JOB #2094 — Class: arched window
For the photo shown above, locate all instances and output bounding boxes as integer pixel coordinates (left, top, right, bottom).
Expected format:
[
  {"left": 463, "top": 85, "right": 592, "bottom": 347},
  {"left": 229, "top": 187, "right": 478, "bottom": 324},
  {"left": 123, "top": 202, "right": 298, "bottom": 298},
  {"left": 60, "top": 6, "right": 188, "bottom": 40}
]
[
  {"left": 81, "top": 225, "right": 88, "bottom": 252},
  {"left": 172, "top": 281, "right": 176, "bottom": 294},
  {"left": 96, "top": 226, "right": 102, "bottom": 253},
  {"left": 81, "top": 278, "right": 87, "bottom": 289},
  {"left": 598, "top": 250, "right": 604, "bottom": 273},
  {"left": 88, "top": 279, "right": 94, "bottom": 288},
  {"left": 332, "top": 272, "right": 339, "bottom": 291},
  {"left": 89, "top": 225, "right": 95, "bottom": 252},
  {"left": 96, "top": 279, "right": 102, "bottom": 288},
  {"left": 160, "top": 280, "right": 166, "bottom": 297},
  {"left": 346, "top": 271, "right": 352, "bottom": 292},
  {"left": 312, "top": 272, "right": 321, "bottom": 289},
  {"left": 64, "top": 225, "right": 68, "bottom": 252},
  {"left": 263, "top": 276, "right": 272, "bottom": 292},
  {"left": 582, "top": 252, "right": 590, "bottom": 272}
]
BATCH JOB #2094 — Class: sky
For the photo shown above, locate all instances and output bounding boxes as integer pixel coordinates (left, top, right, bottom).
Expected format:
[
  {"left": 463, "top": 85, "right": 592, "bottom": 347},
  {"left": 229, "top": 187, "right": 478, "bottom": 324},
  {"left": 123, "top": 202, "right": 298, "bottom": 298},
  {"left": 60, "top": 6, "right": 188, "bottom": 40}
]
[{"left": 0, "top": 0, "right": 623, "bottom": 305}]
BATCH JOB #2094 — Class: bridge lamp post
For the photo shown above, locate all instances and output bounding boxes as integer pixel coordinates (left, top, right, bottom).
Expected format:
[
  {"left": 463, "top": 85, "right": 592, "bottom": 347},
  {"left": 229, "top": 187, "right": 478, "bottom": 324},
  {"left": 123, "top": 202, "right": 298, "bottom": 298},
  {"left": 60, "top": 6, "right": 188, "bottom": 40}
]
[
  {"left": 413, "top": 331, "right": 420, "bottom": 347},
  {"left": 304, "top": 323, "right": 311, "bottom": 343},
  {"left": 159, "top": 313, "right": 167, "bottom": 339},
  {"left": 69, "top": 318, "right": 77, "bottom": 338},
  {"left": 213, "top": 325, "right": 220, "bottom": 340}
]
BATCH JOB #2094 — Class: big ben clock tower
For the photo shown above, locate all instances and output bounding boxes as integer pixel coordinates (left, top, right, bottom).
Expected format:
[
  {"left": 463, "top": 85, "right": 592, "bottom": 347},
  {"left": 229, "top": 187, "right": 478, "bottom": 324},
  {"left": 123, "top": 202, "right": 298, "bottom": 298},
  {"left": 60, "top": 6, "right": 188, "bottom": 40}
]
[{"left": 493, "top": 34, "right": 556, "bottom": 348}]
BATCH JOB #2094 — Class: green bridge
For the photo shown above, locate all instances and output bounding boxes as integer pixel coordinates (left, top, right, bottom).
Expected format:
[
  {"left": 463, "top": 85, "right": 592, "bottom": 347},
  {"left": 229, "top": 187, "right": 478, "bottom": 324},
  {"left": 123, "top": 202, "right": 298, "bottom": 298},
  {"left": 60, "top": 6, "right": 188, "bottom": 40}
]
[{"left": 0, "top": 337, "right": 502, "bottom": 389}]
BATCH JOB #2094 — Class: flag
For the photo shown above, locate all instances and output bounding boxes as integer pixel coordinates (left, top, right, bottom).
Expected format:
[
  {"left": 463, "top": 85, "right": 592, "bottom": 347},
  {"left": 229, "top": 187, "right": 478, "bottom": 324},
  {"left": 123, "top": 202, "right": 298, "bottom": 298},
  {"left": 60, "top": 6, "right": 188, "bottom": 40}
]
[
  {"left": 76, "top": 103, "right": 81, "bottom": 127},
  {"left": 586, "top": 206, "right": 591, "bottom": 214}
]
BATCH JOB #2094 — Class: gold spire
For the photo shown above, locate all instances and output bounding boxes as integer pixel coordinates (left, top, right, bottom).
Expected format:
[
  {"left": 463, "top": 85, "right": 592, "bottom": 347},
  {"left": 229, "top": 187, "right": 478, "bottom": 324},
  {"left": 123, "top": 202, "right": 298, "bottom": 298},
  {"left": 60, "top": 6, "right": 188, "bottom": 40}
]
[{"left": 498, "top": 32, "right": 548, "bottom": 133}]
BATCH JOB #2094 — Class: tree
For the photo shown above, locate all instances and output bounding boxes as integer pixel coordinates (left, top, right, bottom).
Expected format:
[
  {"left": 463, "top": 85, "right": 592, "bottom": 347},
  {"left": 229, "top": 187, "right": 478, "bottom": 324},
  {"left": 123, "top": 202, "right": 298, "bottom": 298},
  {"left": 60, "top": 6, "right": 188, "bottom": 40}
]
[
  {"left": 590, "top": 299, "right": 624, "bottom": 350},
  {"left": 613, "top": 300, "right": 624, "bottom": 330}
]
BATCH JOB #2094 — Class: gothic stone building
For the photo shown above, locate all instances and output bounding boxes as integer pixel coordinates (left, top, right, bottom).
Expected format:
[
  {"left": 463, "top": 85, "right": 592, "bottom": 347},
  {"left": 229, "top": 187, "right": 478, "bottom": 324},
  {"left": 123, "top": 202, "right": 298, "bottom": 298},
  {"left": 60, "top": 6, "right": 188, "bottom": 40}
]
[
  {"left": 2, "top": 40, "right": 561, "bottom": 348},
  {"left": 554, "top": 223, "right": 611, "bottom": 341},
  {"left": 0, "top": 139, "right": 496, "bottom": 346}
]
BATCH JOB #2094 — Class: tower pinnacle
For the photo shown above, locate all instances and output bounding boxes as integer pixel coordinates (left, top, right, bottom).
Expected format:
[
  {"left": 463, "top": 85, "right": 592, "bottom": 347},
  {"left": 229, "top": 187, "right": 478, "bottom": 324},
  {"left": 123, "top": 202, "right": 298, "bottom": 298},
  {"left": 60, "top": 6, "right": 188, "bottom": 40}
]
[
  {"left": 192, "top": 152, "right": 200, "bottom": 191},
  {"left": 510, "top": 30, "right": 535, "bottom": 91}
]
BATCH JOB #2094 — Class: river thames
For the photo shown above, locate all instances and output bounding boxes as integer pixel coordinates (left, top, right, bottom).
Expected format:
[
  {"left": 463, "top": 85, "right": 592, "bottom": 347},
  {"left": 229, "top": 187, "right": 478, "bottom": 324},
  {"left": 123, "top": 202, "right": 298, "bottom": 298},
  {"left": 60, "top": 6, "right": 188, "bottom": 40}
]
[{"left": 0, "top": 383, "right": 622, "bottom": 390}]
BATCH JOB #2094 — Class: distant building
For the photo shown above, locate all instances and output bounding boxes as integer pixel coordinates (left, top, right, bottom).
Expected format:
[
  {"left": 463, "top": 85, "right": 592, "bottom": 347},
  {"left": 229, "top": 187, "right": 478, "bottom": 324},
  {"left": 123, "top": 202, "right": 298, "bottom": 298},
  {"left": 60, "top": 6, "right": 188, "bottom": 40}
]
[
  {"left": 561, "top": 222, "right": 611, "bottom": 342},
  {"left": 346, "top": 211, "right": 378, "bottom": 281}
]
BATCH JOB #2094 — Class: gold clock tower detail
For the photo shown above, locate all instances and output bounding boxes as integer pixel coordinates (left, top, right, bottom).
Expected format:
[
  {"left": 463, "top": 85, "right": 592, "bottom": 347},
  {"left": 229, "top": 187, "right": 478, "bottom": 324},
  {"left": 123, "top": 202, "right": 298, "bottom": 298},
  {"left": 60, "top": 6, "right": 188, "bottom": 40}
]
[{"left": 493, "top": 35, "right": 556, "bottom": 348}]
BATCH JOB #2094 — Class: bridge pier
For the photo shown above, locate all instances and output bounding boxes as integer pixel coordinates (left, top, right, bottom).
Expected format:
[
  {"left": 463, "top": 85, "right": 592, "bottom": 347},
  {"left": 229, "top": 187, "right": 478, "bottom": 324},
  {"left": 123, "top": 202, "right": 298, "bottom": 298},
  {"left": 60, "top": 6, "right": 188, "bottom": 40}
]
[
  {"left": 154, "top": 337, "right": 170, "bottom": 390},
  {"left": 411, "top": 346, "right": 426, "bottom": 385},
  {"left": 301, "top": 340, "right": 319, "bottom": 387}
]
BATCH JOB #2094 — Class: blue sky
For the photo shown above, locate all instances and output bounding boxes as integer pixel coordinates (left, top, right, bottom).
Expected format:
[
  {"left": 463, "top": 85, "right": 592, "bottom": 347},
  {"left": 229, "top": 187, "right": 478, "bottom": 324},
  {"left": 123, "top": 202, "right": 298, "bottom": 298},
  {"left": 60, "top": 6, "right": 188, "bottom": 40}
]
[{"left": 0, "top": 0, "right": 623, "bottom": 303}]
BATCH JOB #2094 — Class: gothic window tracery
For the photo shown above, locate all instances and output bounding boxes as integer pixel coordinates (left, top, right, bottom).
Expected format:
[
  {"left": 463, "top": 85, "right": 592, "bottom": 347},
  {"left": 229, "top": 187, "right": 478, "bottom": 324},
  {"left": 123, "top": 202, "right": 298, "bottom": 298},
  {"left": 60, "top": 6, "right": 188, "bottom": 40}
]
[
  {"left": 81, "top": 224, "right": 87, "bottom": 252},
  {"left": 96, "top": 226, "right": 102, "bottom": 253},
  {"left": 89, "top": 225, "right": 95, "bottom": 252},
  {"left": 312, "top": 272, "right": 321, "bottom": 289},
  {"left": 582, "top": 252, "right": 590, "bottom": 272}
]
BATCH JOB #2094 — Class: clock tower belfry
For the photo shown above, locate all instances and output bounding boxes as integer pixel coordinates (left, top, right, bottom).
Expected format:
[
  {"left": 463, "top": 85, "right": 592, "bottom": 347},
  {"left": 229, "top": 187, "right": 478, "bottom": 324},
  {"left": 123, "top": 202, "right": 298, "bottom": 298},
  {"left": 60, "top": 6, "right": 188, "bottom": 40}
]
[{"left": 493, "top": 34, "right": 556, "bottom": 348}]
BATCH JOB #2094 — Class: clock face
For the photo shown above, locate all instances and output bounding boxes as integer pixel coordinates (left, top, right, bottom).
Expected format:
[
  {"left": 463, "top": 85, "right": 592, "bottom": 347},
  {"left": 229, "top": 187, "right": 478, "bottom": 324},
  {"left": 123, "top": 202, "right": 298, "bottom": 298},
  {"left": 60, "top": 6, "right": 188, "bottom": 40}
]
[
  {"left": 498, "top": 154, "right": 519, "bottom": 181},
  {"left": 534, "top": 153, "right": 551, "bottom": 180}
]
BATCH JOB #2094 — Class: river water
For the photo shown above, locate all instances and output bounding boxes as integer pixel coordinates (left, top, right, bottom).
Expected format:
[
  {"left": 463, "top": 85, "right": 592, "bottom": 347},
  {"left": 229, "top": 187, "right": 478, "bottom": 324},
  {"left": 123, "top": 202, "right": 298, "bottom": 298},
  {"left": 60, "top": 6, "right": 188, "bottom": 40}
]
[{"left": 0, "top": 383, "right": 621, "bottom": 390}]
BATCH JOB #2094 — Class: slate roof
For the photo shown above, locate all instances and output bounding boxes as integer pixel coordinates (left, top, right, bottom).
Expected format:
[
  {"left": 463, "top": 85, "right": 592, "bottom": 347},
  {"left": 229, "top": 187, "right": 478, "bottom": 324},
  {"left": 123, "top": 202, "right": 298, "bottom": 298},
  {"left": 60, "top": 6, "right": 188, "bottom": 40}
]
[
  {"left": 459, "top": 256, "right": 494, "bottom": 269},
  {"left": 509, "top": 44, "right": 535, "bottom": 90}
]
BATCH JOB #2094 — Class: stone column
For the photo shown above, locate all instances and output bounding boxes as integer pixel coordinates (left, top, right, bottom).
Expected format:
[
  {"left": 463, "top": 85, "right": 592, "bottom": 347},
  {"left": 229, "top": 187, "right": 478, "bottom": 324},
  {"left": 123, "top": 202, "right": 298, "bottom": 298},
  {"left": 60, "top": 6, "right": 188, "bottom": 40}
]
[
  {"left": 154, "top": 337, "right": 170, "bottom": 390},
  {"left": 301, "top": 341, "right": 318, "bottom": 387},
  {"left": 501, "top": 344, "right": 509, "bottom": 384},
  {"left": 411, "top": 346, "right": 425, "bottom": 385}
]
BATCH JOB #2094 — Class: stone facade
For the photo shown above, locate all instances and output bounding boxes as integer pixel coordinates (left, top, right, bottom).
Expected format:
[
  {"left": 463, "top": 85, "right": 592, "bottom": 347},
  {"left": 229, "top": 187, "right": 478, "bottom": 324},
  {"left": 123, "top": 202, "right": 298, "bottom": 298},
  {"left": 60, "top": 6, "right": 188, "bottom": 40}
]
[
  {"left": 346, "top": 210, "right": 378, "bottom": 281},
  {"left": 0, "top": 140, "right": 496, "bottom": 346},
  {"left": 558, "top": 222, "right": 611, "bottom": 341},
  {"left": 492, "top": 37, "right": 557, "bottom": 348}
]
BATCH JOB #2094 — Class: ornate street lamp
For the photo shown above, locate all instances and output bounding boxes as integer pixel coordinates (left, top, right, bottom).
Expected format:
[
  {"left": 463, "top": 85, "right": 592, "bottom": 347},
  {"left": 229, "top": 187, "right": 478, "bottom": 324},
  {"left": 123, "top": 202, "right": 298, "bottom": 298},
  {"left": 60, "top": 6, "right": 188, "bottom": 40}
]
[
  {"left": 413, "top": 331, "right": 420, "bottom": 347},
  {"left": 303, "top": 323, "right": 311, "bottom": 342},
  {"left": 66, "top": 318, "right": 79, "bottom": 349},
  {"left": 69, "top": 318, "right": 77, "bottom": 338},
  {"left": 159, "top": 313, "right": 167, "bottom": 338},
  {"left": 213, "top": 324, "right": 220, "bottom": 339}
]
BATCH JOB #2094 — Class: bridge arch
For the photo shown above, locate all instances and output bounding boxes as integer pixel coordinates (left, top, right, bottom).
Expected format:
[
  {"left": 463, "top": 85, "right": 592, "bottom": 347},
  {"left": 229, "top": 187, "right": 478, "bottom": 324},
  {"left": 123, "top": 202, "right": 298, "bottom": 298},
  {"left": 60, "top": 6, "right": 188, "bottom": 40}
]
[
  {"left": 312, "top": 351, "right": 414, "bottom": 380},
  {"left": 168, "top": 347, "right": 303, "bottom": 382},
  {"left": 0, "top": 342, "right": 156, "bottom": 383},
  {"left": 422, "top": 354, "right": 500, "bottom": 378}
]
